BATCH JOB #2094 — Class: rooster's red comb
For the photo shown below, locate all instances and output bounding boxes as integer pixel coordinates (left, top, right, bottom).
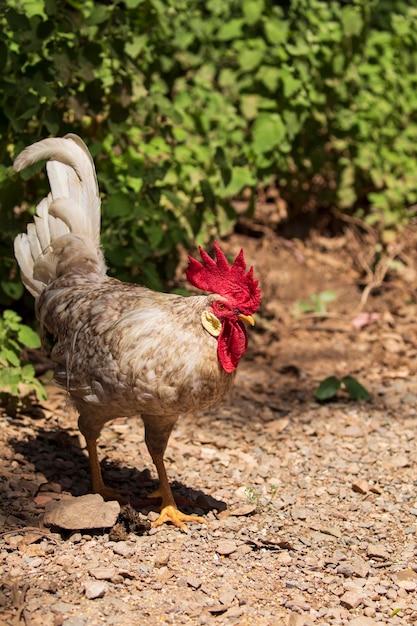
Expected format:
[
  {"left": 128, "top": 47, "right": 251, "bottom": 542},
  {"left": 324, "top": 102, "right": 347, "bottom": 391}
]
[{"left": 186, "top": 241, "right": 261, "bottom": 314}]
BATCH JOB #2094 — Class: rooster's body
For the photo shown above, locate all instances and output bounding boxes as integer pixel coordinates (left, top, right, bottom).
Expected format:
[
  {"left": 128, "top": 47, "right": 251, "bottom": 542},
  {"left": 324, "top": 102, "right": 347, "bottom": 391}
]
[{"left": 13, "top": 135, "right": 260, "bottom": 530}]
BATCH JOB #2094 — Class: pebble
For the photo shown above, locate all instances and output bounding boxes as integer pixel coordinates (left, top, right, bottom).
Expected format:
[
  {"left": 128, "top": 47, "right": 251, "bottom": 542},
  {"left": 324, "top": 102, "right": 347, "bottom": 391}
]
[
  {"left": 367, "top": 544, "right": 390, "bottom": 561},
  {"left": 154, "top": 549, "right": 171, "bottom": 567},
  {"left": 352, "top": 479, "right": 370, "bottom": 494},
  {"left": 352, "top": 557, "right": 370, "bottom": 578},
  {"left": 89, "top": 566, "right": 117, "bottom": 580},
  {"left": 62, "top": 618, "right": 86, "bottom": 626},
  {"left": 388, "top": 454, "right": 410, "bottom": 468},
  {"left": 186, "top": 574, "right": 202, "bottom": 589},
  {"left": 112, "top": 541, "right": 136, "bottom": 557},
  {"left": 216, "top": 540, "right": 237, "bottom": 556},
  {"left": 339, "top": 589, "right": 366, "bottom": 609},
  {"left": 84, "top": 581, "right": 107, "bottom": 599}
]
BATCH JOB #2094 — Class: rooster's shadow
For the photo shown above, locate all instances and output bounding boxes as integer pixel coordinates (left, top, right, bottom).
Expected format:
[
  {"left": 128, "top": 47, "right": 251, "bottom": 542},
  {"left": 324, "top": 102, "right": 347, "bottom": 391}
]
[{"left": 7, "top": 426, "right": 226, "bottom": 516}]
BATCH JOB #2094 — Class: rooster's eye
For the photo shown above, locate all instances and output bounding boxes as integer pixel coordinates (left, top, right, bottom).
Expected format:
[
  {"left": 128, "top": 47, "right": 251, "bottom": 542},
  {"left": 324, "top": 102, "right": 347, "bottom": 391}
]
[{"left": 217, "top": 303, "right": 226, "bottom": 310}]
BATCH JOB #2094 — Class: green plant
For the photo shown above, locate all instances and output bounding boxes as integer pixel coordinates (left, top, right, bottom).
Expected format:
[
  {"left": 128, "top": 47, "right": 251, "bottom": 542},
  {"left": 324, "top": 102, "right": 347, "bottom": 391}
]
[
  {"left": 244, "top": 486, "right": 262, "bottom": 506},
  {"left": 293, "top": 290, "right": 337, "bottom": 316},
  {"left": 2, "top": 0, "right": 417, "bottom": 309},
  {"left": 244, "top": 484, "right": 279, "bottom": 512},
  {"left": 0, "top": 310, "right": 46, "bottom": 404},
  {"left": 315, "top": 375, "right": 370, "bottom": 401}
]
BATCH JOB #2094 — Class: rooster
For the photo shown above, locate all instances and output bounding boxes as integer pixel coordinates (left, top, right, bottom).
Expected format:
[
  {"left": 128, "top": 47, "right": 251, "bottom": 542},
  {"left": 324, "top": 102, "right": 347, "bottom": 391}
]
[{"left": 13, "top": 135, "right": 260, "bottom": 531}]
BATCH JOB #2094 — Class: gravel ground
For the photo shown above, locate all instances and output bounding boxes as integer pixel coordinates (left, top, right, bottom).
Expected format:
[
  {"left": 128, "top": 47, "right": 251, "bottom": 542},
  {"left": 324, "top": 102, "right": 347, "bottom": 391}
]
[{"left": 2, "top": 227, "right": 417, "bottom": 625}]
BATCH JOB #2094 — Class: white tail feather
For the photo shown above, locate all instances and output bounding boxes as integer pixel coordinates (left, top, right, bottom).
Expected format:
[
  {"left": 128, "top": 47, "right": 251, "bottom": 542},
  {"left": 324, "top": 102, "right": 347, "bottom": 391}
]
[{"left": 14, "top": 134, "right": 103, "bottom": 297}]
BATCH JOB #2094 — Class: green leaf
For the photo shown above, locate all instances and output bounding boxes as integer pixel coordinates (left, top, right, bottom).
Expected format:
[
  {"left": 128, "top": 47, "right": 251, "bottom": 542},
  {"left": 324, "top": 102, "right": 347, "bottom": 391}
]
[
  {"left": 315, "top": 376, "right": 341, "bottom": 401},
  {"left": 86, "top": 5, "right": 111, "bottom": 26},
  {"left": 341, "top": 6, "right": 363, "bottom": 37},
  {"left": 0, "top": 367, "right": 21, "bottom": 393},
  {"left": 217, "top": 19, "right": 244, "bottom": 41},
  {"left": 264, "top": 18, "right": 288, "bottom": 45},
  {"left": 1, "top": 347, "right": 20, "bottom": 367},
  {"left": 17, "top": 325, "right": 41, "bottom": 348},
  {"left": 222, "top": 167, "right": 256, "bottom": 197},
  {"left": 342, "top": 376, "right": 371, "bottom": 401},
  {"left": 243, "top": 0, "right": 264, "bottom": 25},
  {"left": 252, "top": 113, "right": 286, "bottom": 154},
  {"left": 238, "top": 47, "right": 265, "bottom": 72}
]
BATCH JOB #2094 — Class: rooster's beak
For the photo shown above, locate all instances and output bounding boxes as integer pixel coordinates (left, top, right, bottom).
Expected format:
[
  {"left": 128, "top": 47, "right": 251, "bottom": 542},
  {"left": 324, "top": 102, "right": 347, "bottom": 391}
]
[{"left": 238, "top": 313, "right": 255, "bottom": 326}]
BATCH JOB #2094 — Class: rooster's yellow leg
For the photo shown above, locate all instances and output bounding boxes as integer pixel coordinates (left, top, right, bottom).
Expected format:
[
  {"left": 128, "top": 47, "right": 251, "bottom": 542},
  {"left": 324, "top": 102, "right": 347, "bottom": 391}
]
[
  {"left": 150, "top": 453, "right": 207, "bottom": 532},
  {"left": 85, "top": 438, "right": 130, "bottom": 504}
]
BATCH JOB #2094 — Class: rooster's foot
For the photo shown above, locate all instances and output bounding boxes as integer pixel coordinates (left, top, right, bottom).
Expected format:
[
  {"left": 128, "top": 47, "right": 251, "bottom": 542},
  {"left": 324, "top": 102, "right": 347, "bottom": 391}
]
[{"left": 151, "top": 505, "right": 207, "bottom": 532}]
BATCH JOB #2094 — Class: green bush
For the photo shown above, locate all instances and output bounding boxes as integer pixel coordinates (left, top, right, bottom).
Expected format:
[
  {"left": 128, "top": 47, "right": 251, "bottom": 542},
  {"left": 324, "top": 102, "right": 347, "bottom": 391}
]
[
  {"left": 0, "top": 309, "right": 47, "bottom": 404},
  {"left": 1, "top": 0, "right": 417, "bottom": 307}
]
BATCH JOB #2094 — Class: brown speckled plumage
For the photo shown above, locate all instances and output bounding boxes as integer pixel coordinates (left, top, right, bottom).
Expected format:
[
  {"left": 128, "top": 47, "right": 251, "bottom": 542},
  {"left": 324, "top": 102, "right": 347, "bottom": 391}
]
[{"left": 13, "top": 135, "right": 258, "bottom": 531}]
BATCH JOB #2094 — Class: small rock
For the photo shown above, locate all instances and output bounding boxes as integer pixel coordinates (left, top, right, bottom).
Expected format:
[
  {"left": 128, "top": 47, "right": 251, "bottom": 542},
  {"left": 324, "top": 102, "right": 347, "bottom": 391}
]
[
  {"left": 219, "top": 589, "right": 237, "bottom": 606},
  {"left": 230, "top": 504, "right": 257, "bottom": 517},
  {"left": 112, "top": 541, "right": 135, "bottom": 557},
  {"left": 186, "top": 575, "right": 201, "bottom": 589},
  {"left": 224, "top": 606, "right": 245, "bottom": 619},
  {"left": 351, "top": 557, "right": 370, "bottom": 578},
  {"left": 397, "top": 579, "right": 417, "bottom": 591},
  {"left": 291, "top": 507, "right": 311, "bottom": 520},
  {"left": 207, "top": 604, "right": 228, "bottom": 614},
  {"left": 286, "top": 612, "right": 314, "bottom": 626},
  {"left": 51, "top": 602, "right": 76, "bottom": 615},
  {"left": 84, "top": 581, "right": 107, "bottom": 599},
  {"left": 43, "top": 494, "right": 120, "bottom": 530},
  {"left": 401, "top": 392, "right": 417, "bottom": 404},
  {"left": 339, "top": 589, "right": 365, "bottom": 609},
  {"left": 62, "top": 618, "right": 86, "bottom": 626},
  {"left": 348, "top": 618, "right": 378, "bottom": 626},
  {"left": 34, "top": 494, "right": 56, "bottom": 507},
  {"left": 343, "top": 425, "right": 364, "bottom": 438},
  {"left": 336, "top": 563, "right": 354, "bottom": 577},
  {"left": 154, "top": 549, "right": 171, "bottom": 567},
  {"left": 277, "top": 551, "right": 292, "bottom": 565},
  {"left": 89, "top": 567, "right": 117, "bottom": 580},
  {"left": 216, "top": 539, "right": 237, "bottom": 556},
  {"left": 367, "top": 543, "right": 390, "bottom": 560},
  {"left": 395, "top": 568, "right": 417, "bottom": 582},
  {"left": 352, "top": 480, "right": 370, "bottom": 494},
  {"left": 388, "top": 454, "right": 410, "bottom": 468}
]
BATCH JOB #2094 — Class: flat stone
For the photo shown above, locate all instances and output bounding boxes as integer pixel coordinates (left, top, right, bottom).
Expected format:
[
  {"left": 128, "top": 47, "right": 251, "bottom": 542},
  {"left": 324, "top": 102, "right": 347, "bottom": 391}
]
[
  {"left": 216, "top": 539, "right": 237, "bottom": 556},
  {"left": 89, "top": 566, "right": 117, "bottom": 580},
  {"left": 388, "top": 454, "right": 410, "bottom": 468},
  {"left": 112, "top": 541, "right": 136, "bottom": 557},
  {"left": 352, "top": 480, "right": 370, "bottom": 494},
  {"left": 395, "top": 568, "right": 417, "bottom": 582},
  {"left": 186, "top": 575, "right": 202, "bottom": 589},
  {"left": 351, "top": 556, "right": 370, "bottom": 578},
  {"left": 43, "top": 494, "right": 120, "bottom": 530},
  {"left": 154, "top": 549, "right": 171, "bottom": 567},
  {"left": 84, "top": 581, "right": 107, "bottom": 599},
  {"left": 339, "top": 589, "right": 366, "bottom": 609},
  {"left": 367, "top": 543, "right": 390, "bottom": 561}
]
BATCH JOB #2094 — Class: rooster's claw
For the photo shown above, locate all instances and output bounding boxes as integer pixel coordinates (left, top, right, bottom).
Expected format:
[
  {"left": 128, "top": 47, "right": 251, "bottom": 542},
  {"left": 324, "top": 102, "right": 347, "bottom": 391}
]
[{"left": 151, "top": 505, "right": 207, "bottom": 532}]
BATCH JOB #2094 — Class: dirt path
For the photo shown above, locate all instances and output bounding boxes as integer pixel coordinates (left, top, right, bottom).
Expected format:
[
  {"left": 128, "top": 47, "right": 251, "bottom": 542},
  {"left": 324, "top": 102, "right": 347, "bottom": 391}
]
[{"left": 2, "top": 224, "right": 417, "bottom": 625}]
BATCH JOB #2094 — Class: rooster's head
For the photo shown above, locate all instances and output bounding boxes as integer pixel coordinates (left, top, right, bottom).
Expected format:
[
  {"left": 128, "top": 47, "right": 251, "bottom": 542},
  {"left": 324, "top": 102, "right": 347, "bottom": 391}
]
[{"left": 186, "top": 242, "right": 261, "bottom": 373}]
